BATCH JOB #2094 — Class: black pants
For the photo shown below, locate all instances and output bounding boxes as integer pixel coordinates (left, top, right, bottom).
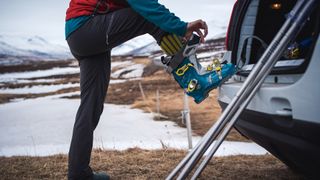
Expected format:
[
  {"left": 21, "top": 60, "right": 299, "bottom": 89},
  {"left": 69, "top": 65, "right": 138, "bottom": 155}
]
[{"left": 67, "top": 8, "right": 165, "bottom": 180}]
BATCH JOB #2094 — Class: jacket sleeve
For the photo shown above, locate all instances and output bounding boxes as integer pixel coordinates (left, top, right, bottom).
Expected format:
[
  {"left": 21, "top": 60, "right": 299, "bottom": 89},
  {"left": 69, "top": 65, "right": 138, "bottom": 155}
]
[{"left": 126, "top": 0, "right": 187, "bottom": 37}]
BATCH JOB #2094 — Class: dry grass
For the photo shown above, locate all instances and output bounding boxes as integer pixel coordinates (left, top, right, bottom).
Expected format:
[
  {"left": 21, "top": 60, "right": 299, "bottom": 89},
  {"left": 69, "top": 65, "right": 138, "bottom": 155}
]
[
  {"left": 0, "top": 78, "right": 79, "bottom": 89},
  {"left": 0, "top": 148, "right": 303, "bottom": 180},
  {"left": 132, "top": 57, "right": 153, "bottom": 65}
]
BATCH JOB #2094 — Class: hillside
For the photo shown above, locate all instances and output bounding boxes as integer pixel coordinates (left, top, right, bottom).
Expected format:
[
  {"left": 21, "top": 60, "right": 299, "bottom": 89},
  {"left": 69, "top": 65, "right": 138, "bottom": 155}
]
[{"left": 0, "top": 35, "right": 72, "bottom": 66}]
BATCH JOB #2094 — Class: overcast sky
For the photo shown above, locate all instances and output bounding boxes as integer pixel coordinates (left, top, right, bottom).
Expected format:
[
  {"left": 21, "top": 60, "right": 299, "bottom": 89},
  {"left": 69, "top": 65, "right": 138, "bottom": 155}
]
[{"left": 0, "top": 0, "right": 235, "bottom": 46}]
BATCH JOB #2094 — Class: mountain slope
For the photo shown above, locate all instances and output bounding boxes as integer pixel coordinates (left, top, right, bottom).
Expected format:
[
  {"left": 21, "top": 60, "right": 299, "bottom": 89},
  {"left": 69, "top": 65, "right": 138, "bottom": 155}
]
[{"left": 0, "top": 34, "right": 72, "bottom": 65}]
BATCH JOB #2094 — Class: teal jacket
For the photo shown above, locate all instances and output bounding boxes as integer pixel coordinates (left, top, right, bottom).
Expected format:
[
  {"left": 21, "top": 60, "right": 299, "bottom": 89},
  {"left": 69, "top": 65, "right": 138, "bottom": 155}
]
[{"left": 65, "top": 0, "right": 187, "bottom": 39}]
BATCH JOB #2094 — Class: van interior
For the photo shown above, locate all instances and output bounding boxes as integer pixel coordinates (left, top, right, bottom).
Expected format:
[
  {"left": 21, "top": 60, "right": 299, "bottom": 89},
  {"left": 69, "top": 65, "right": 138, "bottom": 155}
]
[{"left": 233, "top": 0, "right": 319, "bottom": 75}]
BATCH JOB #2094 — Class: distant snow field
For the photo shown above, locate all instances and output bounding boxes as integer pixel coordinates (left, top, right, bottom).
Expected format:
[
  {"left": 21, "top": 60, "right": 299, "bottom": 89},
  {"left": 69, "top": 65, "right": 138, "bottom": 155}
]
[
  {"left": 0, "top": 60, "right": 147, "bottom": 96},
  {"left": 111, "top": 63, "right": 145, "bottom": 79},
  {"left": 0, "top": 83, "right": 79, "bottom": 94},
  {"left": 111, "top": 60, "right": 132, "bottom": 68},
  {"left": 0, "top": 62, "right": 144, "bottom": 84},
  {"left": 0, "top": 67, "right": 80, "bottom": 83},
  {"left": 0, "top": 93, "right": 267, "bottom": 157}
]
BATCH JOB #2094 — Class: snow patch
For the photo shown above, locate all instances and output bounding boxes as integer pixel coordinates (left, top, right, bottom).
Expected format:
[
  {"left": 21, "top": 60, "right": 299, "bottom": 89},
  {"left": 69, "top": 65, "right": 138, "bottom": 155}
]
[
  {"left": 111, "top": 35, "right": 155, "bottom": 56},
  {"left": 0, "top": 67, "right": 79, "bottom": 83},
  {"left": 111, "top": 63, "right": 145, "bottom": 79},
  {"left": 109, "top": 78, "right": 142, "bottom": 84},
  {"left": 111, "top": 61, "right": 132, "bottom": 68},
  {"left": 0, "top": 83, "right": 79, "bottom": 94},
  {"left": 0, "top": 95, "right": 268, "bottom": 157}
]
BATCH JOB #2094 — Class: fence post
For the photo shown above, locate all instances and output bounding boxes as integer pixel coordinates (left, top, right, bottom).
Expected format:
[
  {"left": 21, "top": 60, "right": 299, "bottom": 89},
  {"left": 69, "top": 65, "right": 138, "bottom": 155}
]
[
  {"left": 156, "top": 89, "right": 160, "bottom": 120},
  {"left": 138, "top": 81, "right": 153, "bottom": 113}
]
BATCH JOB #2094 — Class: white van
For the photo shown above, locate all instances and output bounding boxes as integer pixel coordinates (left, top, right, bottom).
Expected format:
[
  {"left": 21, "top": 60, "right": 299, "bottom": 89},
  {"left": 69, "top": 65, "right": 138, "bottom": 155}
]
[{"left": 219, "top": 0, "right": 320, "bottom": 178}]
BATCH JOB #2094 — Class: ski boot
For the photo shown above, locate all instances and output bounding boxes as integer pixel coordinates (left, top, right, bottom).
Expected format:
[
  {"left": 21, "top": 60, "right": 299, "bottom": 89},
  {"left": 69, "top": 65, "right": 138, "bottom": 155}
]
[{"left": 159, "top": 34, "right": 236, "bottom": 104}]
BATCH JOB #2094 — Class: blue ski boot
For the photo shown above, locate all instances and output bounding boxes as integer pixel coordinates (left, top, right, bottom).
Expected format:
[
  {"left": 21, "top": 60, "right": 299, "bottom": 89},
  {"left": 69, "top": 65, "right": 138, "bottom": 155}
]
[{"left": 160, "top": 34, "right": 236, "bottom": 104}]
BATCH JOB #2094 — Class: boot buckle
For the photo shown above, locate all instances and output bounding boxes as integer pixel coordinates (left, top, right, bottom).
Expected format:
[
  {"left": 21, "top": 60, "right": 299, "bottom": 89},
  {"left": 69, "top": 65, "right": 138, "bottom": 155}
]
[
  {"left": 187, "top": 79, "right": 198, "bottom": 93},
  {"left": 176, "top": 63, "right": 194, "bottom": 76},
  {"left": 207, "top": 59, "right": 223, "bottom": 80}
]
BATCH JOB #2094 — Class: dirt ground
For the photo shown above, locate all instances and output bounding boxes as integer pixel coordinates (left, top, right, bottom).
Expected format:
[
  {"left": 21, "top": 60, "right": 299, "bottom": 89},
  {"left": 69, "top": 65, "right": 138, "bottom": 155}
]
[{"left": 0, "top": 148, "right": 304, "bottom": 180}]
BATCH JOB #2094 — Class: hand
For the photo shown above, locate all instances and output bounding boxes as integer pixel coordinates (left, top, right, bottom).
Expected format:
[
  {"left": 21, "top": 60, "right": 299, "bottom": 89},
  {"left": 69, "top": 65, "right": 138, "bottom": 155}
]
[{"left": 185, "top": 20, "right": 208, "bottom": 43}]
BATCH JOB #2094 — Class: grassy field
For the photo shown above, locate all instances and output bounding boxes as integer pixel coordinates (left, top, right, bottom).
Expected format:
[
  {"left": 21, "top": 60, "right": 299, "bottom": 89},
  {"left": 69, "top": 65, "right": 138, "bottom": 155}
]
[{"left": 0, "top": 148, "right": 304, "bottom": 180}]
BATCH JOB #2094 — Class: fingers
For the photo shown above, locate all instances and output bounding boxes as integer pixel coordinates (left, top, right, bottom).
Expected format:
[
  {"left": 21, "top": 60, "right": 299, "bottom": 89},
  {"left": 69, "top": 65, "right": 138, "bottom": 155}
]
[
  {"left": 195, "top": 20, "right": 207, "bottom": 43},
  {"left": 202, "top": 21, "right": 208, "bottom": 37},
  {"left": 185, "top": 20, "right": 209, "bottom": 43},
  {"left": 196, "top": 29, "right": 205, "bottom": 43},
  {"left": 198, "top": 20, "right": 208, "bottom": 38},
  {"left": 185, "top": 20, "right": 208, "bottom": 43}
]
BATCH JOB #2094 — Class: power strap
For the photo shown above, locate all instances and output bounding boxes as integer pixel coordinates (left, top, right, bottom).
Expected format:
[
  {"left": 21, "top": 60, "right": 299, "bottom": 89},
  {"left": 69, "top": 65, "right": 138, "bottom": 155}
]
[
  {"left": 161, "top": 34, "right": 200, "bottom": 73},
  {"left": 161, "top": 52, "right": 185, "bottom": 73}
]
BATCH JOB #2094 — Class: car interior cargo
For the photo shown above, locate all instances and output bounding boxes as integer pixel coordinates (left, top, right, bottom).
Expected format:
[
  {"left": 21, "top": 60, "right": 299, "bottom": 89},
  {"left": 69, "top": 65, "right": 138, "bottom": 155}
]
[{"left": 227, "top": 0, "right": 319, "bottom": 76}]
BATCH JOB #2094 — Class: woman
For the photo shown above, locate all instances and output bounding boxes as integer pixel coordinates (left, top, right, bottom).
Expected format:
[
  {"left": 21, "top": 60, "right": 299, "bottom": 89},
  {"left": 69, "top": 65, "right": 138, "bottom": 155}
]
[{"left": 65, "top": 0, "right": 232, "bottom": 179}]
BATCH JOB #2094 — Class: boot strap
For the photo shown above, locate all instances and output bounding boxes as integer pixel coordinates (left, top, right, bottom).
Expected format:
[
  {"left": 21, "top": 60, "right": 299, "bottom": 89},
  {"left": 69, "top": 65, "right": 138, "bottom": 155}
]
[{"left": 161, "top": 51, "right": 185, "bottom": 73}]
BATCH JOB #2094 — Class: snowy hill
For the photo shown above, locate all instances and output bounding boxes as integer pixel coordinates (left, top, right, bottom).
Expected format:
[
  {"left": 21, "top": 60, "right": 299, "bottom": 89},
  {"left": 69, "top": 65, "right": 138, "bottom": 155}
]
[
  {"left": 0, "top": 11, "right": 230, "bottom": 65},
  {"left": 0, "top": 0, "right": 235, "bottom": 65},
  {"left": 111, "top": 23, "right": 227, "bottom": 57},
  {"left": 0, "top": 34, "right": 72, "bottom": 65},
  {"left": 111, "top": 35, "right": 157, "bottom": 56},
  {"left": 127, "top": 41, "right": 160, "bottom": 56},
  {"left": 109, "top": 0, "right": 233, "bottom": 57}
]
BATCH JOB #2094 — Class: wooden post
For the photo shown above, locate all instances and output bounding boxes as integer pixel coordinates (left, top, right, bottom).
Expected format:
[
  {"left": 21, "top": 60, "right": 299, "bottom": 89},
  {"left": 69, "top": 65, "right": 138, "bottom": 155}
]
[{"left": 138, "top": 81, "right": 153, "bottom": 114}]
